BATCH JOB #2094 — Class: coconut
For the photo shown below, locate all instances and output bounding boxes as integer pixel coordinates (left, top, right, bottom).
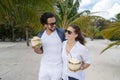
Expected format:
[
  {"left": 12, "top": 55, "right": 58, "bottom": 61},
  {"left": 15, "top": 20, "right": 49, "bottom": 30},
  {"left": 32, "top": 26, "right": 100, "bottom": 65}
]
[
  {"left": 31, "top": 36, "right": 42, "bottom": 47},
  {"left": 68, "top": 58, "right": 81, "bottom": 71}
]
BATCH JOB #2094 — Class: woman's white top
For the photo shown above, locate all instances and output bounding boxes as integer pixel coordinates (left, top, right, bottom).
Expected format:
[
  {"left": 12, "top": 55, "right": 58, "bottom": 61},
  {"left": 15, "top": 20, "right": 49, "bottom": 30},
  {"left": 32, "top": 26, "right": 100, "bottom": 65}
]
[{"left": 62, "top": 41, "right": 91, "bottom": 80}]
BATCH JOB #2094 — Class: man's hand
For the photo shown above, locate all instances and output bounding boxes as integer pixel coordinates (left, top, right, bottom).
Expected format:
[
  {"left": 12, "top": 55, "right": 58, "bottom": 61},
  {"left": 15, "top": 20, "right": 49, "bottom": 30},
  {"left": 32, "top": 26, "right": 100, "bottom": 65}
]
[{"left": 32, "top": 46, "right": 43, "bottom": 54}]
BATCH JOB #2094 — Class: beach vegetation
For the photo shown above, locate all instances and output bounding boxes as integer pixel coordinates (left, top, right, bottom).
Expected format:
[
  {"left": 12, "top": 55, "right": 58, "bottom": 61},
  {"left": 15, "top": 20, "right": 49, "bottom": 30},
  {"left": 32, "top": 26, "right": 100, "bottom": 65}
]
[
  {"left": 100, "top": 13, "right": 120, "bottom": 53},
  {"left": 0, "top": 0, "right": 56, "bottom": 45}
]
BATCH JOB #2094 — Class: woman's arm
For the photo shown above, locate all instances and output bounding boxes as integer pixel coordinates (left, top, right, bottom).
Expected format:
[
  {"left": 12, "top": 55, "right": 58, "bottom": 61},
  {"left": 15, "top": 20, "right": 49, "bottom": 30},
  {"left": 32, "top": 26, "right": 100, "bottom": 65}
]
[{"left": 80, "top": 61, "right": 90, "bottom": 70}]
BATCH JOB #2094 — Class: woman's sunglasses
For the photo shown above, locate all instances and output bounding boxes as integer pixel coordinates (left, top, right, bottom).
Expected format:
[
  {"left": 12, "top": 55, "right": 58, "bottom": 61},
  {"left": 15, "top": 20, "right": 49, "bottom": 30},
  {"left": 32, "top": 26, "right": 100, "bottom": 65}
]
[{"left": 65, "top": 30, "right": 72, "bottom": 35}]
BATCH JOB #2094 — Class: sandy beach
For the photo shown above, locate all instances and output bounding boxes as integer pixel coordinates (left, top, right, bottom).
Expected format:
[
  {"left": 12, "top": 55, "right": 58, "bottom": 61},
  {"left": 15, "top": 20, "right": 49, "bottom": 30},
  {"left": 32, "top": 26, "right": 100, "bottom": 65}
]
[{"left": 0, "top": 39, "right": 120, "bottom": 80}]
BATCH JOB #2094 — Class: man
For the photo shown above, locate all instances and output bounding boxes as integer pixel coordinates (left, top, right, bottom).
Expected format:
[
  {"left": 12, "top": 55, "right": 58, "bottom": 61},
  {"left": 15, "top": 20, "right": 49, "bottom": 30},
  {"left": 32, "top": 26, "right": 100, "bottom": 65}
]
[{"left": 32, "top": 12, "right": 65, "bottom": 80}]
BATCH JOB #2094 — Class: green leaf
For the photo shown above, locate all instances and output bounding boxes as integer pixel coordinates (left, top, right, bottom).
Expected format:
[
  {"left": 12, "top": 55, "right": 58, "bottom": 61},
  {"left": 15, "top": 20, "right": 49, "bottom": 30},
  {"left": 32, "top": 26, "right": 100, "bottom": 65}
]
[{"left": 100, "top": 40, "right": 120, "bottom": 54}]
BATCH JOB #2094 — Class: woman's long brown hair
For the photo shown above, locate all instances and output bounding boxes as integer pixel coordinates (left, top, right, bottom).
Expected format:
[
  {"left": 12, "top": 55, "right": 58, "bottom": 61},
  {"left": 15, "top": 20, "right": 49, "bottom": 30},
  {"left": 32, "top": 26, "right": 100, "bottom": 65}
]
[{"left": 70, "top": 25, "right": 86, "bottom": 45}]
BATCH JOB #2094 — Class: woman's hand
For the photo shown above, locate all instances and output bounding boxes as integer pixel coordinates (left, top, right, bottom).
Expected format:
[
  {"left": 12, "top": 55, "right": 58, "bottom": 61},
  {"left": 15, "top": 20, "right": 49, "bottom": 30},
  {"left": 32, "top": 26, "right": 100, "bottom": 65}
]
[
  {"left": 70, "top": 62, "right": 90, "bottom": 72},
  {"left": 80, "top": 62, "right": 90, "bottom": 70}
]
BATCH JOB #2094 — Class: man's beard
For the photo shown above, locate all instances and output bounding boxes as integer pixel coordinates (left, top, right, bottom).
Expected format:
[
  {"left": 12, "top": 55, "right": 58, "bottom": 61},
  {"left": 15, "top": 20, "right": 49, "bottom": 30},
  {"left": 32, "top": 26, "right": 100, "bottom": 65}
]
[{"left": 48, "top": 27, "right": 56, "bottom": 32}]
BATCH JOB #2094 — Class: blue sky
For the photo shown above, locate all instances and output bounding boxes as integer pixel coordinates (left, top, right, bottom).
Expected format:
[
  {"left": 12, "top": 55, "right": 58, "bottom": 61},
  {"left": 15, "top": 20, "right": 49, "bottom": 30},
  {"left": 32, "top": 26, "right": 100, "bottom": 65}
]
[{"left": 79, "top": 0, "right": 120, "bottom": 19}]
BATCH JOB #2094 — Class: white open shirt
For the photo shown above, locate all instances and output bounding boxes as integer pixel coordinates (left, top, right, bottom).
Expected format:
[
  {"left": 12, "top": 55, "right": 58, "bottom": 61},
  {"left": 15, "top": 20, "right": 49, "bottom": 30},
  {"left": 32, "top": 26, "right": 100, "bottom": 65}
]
[{"left": 62, "top": 41, "right": 91, "bottom": 80}]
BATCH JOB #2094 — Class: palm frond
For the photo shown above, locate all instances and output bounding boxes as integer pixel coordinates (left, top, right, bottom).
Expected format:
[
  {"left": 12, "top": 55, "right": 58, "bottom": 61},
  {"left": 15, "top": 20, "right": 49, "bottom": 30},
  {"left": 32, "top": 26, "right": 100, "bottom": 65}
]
[
  {"left": 100, "top": 40, "right": 120, "bottom": 54},
  {"left": 68, "top": 12, "right": 85, "bottom": 24},
  {"left": 101, "top": 26, "right": 120, "bottom": 39}
]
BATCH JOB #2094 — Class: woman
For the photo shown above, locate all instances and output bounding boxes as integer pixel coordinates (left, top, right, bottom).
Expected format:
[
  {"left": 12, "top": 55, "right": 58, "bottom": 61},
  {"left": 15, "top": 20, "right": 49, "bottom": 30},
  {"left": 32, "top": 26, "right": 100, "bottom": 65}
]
[{"left": 62, "top": 25, "right": 91, "bottom": 80}]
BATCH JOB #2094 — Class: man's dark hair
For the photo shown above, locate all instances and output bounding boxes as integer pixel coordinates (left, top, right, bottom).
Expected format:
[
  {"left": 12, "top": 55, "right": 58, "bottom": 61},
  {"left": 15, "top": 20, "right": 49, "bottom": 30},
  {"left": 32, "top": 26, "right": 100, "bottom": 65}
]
[{"left": 40, "top": 12, "right": 55, "bottom": 25}]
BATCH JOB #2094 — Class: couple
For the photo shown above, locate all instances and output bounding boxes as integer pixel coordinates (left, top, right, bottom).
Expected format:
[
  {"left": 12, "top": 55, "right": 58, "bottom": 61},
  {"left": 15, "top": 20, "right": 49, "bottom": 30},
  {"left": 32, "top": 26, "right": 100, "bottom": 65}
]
[{"left": 32, "top": 12, "right": 90, "bottom": 80}]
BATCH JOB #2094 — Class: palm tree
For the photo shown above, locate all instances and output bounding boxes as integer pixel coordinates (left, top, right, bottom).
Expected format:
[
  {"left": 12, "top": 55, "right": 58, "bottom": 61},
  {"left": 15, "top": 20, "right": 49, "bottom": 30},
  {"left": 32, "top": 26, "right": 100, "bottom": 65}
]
[
  {"left": 71, "top": 15, "right": 90, "bottom": 33},
  {"left": 54, "top": 0, "right": 87, "bottom": 29},
  {"left": 86, "top": 26, "right": 100, "bottom": 41},
  {"left": 73, "top": 11, "right": 105, "bottom": 39},
  {"left": 0, "top": 0, "right": 55, "bottom": 45},
  {"left": 100, "top": 13, "right": 120, "bottom": 54}
]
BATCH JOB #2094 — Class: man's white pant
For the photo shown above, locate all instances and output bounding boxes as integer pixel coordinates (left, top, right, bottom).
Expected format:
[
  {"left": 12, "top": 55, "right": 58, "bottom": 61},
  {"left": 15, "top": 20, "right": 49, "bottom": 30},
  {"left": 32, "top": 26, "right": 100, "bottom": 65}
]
[{"left": 39, "top": 65, "right": 62, "bottom": 80}]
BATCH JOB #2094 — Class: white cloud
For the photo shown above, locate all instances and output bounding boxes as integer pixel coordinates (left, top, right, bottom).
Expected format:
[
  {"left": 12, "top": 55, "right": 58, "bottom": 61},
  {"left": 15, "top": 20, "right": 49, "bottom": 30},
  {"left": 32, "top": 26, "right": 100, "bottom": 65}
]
[
  {"left": 80, "top": 0, "right": 92, "bottom": 7},
  {"left": 79, "top": 0, "right": 120, "bottom": 19},
  {"left": 107, "top": 3, "right": 120, "bottom": 19},
  {"left": 80, "top": 0, "right": 98, "bottom": 9},
  {"left": 91, "top": 0, "right": 113, "bottom": 11}
]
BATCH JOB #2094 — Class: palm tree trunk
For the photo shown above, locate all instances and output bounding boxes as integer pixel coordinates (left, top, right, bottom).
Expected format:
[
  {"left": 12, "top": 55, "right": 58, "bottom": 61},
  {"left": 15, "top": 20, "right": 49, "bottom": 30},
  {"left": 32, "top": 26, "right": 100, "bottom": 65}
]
[
  {"left": 12, "top": 20, "right": 16, "bottom": 42},
  {"left": 12, "top": 27, "right": 15, "bottom": 41},
  {"left": 26, "top": 26, "right": 29, "bottom": 46}
]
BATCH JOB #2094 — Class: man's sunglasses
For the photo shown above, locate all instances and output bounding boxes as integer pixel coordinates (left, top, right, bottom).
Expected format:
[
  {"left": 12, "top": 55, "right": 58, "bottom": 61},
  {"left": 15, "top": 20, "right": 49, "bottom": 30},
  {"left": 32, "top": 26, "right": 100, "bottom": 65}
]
[
  {"left": 47, "top": 22, "right": 56, "bottom": 26},
  {"left": 65, "top": 30, "right": 72, "bottom": 35}
]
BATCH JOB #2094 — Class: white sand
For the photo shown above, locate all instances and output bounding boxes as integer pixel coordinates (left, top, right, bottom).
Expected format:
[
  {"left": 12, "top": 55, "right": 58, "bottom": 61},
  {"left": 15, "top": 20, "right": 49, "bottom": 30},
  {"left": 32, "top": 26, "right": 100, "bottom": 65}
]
[
  {"left": 85, "top": 39, "right": 120, "bottom": 80},
  {"left": 0, "top": 39, "right": 120, "bottom": 80}
]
